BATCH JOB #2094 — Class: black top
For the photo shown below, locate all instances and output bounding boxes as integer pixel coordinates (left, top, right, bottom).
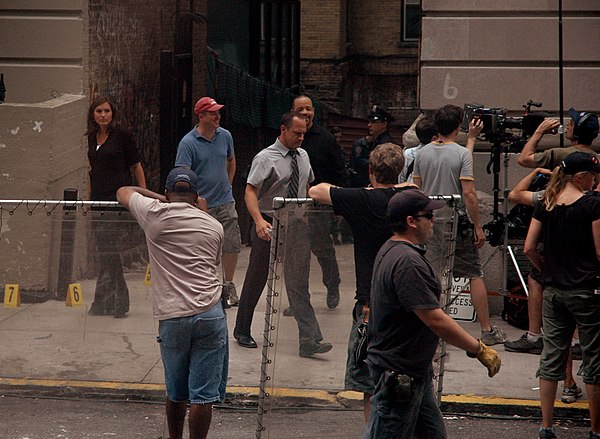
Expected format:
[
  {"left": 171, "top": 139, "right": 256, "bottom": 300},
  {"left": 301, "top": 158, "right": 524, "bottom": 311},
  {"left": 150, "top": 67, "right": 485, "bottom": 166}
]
[
  {"left": 366, "top": 240, "right": 441, "bottom": 379},
  {"left": 302, "top": 124, "right": 345, "bottom": 186},
  {"left": 330, "top": 186, "right": 408, "bottom": 303},
  {"left": 533, "top": 193, "right": 600, "bottom": 289},
  {"left": 88, "top": 129, "right": 141, "bottom": 201},
  {"left": 349, "top": 130, "right": 396, "bottom": 187}
]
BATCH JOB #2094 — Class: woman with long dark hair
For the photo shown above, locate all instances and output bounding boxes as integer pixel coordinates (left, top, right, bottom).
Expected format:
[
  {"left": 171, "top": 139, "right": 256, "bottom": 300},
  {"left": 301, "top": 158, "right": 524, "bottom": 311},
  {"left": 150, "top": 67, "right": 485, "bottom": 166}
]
[
  {"left": 524, "top": 152, "right": 600, "bottom": 439},
  {"left": 87, "top": 95, "right": 146, "bottom": 317}
]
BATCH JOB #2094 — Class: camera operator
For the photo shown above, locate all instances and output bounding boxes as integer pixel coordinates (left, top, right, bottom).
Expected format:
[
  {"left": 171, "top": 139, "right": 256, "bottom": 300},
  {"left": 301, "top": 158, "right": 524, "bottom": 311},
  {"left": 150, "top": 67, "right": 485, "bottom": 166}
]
[
  {"left": 517, "top": 108, "right": 599, "bottom": 170},
  {"left": 413, "top": 104, "right": 508, "bottom": 346}
]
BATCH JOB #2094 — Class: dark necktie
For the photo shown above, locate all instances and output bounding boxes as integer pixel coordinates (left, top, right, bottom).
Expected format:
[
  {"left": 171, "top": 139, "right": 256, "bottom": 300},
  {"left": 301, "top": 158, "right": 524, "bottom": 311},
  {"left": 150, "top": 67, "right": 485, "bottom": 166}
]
[{"left": 287, "top": 150, "right": 299, "bottom": 198}]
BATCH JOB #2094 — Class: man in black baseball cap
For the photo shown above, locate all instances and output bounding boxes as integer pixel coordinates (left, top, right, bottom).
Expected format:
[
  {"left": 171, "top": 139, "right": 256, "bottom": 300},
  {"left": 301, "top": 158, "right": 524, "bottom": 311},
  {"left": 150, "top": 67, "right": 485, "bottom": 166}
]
[
  {"left": 165, "top": 167, "right": 199, "bottom": 193},
  {"left": 386, "top": 188, "right": 445, "bottom": 226},
  {"left": 363, "top": 188, "right": 501, "bottom": 438},
  {"left": 561, "top": 150, "right": 600, "bottom": 175}
]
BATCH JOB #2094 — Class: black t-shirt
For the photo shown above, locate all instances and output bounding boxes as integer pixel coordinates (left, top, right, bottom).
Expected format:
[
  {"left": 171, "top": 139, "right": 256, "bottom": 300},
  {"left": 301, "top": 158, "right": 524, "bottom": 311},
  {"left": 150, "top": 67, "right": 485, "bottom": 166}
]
[
  {"left": 302, "top": 124, "right": 345, "bottom": 186},
  {"left": 349, "top": 131, "right": 397, "bottom": 187},
  {"left": 88, "top": 129, "right": 141, "bottom": 201},
  {"left": 366, "top": 240, "right": 441, "bottom": 379},
  {"left": 533, "top": 193, "right": 600, "bottom": 288},
  {"left": 330, "top": 186, "right": 408, "bottom": 303}
]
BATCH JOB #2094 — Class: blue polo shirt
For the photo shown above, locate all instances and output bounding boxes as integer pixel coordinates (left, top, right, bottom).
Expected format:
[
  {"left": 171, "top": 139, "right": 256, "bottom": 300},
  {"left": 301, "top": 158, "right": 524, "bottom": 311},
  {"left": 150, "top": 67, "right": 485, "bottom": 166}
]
[{"left": 175, "top": 126, "right": 235, "bottom": 208}]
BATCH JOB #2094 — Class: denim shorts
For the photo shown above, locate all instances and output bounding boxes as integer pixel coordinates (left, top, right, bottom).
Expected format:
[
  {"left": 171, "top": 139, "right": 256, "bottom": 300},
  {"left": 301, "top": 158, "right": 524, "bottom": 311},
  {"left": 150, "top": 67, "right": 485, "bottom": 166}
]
[
  {"left": 158, "top": 301, "right": 229, "bottom": 404},
  {"left": 208, "top": 202, "right": 241, "bottom": 254},
  {"left": 345, "top": 302, "right": 374, "bottom": 393},
  {"left": 537, "top": 286, "right": 600, "bottom": 384}
]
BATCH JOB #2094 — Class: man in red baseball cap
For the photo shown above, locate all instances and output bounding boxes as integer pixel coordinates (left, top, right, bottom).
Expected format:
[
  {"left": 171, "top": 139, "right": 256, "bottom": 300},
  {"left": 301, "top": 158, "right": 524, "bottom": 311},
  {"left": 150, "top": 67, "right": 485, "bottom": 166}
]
[
  {"left": 194, "top": 97, "right": 224, "bottom": 114},
  {"left": 176, "top": 97, "right": 241, "bottom": 307}
]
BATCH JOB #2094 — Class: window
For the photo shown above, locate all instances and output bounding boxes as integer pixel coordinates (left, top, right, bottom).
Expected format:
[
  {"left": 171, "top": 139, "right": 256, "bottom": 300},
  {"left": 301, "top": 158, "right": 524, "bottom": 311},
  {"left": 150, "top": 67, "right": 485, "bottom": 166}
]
[{"left": 403, "top": 0, "right": 421, "bottom": 42}]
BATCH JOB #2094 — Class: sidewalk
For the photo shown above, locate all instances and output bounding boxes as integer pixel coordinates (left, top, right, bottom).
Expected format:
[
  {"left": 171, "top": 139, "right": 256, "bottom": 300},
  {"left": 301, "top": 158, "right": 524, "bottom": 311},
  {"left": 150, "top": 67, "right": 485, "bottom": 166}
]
[{"left": 0, "top": 245, "right": 589, "bottom": 415}]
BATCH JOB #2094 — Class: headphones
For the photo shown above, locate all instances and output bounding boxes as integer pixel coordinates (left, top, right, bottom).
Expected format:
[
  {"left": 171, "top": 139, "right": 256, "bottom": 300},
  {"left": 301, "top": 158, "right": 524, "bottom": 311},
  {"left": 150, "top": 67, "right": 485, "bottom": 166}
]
[{"left": 573, "top": 112, "right": 592, "bottom": 139}]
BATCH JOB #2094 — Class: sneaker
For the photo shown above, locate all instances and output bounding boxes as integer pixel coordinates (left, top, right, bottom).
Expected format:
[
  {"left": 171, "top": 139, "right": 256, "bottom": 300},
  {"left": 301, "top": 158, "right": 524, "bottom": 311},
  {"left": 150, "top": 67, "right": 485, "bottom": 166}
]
[
  {"left": 572, "top": 343, "right": 582, "bottom": 361},
  {"left": 480, "top": 325, "right": 508, "bottom": 346},
  {"left": 560, "top": 383, "right": 583, "bottom": 404},
  {"left": 225, "top": 282, "right": 239, "bottom": 306},
  {"left": 538, "top": 427, "right": 557, "bottom": 438},
  {"left": 504, "top": 333, "right": 543, "bottom": 354}
]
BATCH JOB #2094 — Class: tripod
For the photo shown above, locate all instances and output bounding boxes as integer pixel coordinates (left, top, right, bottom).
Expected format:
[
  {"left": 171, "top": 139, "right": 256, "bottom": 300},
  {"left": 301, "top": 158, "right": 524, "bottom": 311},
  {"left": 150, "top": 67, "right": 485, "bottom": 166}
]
[{"left": 481, "top": 137, "right": 530, "bottom": 297}]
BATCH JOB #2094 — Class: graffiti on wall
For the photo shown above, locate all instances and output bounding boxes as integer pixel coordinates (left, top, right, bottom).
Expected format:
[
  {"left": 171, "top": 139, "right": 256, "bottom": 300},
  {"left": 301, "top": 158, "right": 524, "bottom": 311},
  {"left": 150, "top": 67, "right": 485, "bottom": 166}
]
[{"left": 89, "top": 7, "right": 162, "bottom": 191}]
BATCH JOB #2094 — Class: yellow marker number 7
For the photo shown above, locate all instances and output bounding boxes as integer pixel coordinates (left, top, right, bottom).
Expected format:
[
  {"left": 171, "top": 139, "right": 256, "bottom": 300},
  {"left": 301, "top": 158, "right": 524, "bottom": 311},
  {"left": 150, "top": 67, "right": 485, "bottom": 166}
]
[{"left": 4, "top": 284, "right": 21, "bottom": 307}]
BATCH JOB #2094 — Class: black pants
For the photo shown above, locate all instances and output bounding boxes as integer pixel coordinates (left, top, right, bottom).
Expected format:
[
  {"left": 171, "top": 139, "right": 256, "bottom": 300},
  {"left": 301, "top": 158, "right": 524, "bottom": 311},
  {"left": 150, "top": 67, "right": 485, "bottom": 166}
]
[{"left": 89, "top": 211, "right": 130, "bottom": 316}]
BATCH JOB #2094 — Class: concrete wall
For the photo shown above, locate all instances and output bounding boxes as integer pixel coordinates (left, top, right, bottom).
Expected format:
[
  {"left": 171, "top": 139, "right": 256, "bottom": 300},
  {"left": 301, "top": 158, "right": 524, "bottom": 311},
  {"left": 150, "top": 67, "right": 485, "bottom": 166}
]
[
  {"left": 0, "top": 95, "right": 88, "bottom": 292},
  {"left": 0, "top": 0, "right": 211, "bottom": 294},
  {"left": 0, "top": 95, "right": 88, "bottom": 198},
  {"left": 0, "top": 0, "right": 84, "bottom": 104},
  {"left": 420, "top": 0, "right": 600, "bottom": 113}
]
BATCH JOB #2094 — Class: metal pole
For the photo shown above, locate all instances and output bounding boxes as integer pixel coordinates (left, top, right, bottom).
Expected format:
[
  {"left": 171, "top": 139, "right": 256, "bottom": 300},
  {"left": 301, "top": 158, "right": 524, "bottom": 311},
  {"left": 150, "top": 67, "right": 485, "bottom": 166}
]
[
  {"left": 558, "top": 0, "right": 564, "bottom": 147},
  {"left": 436, "top": 195, "right": 460, "bottom": 405},
  {"left": 255, "top": 200, "right": 286, "bottom": 439},
  {"left": 55, "top": 189, "right": 78, "bottom": 300}
]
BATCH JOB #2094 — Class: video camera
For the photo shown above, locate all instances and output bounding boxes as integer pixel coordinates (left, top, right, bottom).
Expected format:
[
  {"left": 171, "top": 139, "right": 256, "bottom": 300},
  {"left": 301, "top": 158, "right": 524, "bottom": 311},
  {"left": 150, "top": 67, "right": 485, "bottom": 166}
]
[
  {"left": 483, "top": 166, "right": 550, "bottom": 247},
  {"left": 461, "top": 100, "right": 554, "bottom": 144}
]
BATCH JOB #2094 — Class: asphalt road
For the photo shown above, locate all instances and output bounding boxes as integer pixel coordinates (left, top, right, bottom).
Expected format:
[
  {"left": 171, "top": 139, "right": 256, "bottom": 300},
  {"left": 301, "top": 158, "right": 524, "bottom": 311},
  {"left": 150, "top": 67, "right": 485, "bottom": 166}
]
[{"left": 0, "top": 395, "right": 591, "bottom": 439}]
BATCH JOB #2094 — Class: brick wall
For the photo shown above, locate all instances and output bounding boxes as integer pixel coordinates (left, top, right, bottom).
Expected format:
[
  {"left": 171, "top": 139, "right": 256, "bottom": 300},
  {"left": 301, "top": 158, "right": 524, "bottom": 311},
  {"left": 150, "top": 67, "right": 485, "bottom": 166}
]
[
  {"left": 299, "top": 0, "right": 419, "bottom": 125},
  {"left": 300, "top": 0, "right": 345, "bottom": 59},
  {"left": 347, "top": 0, "right": 403, "bottom": 56},
  {"left": 87, "top": 0, "right": 208, "bottom": 192}
]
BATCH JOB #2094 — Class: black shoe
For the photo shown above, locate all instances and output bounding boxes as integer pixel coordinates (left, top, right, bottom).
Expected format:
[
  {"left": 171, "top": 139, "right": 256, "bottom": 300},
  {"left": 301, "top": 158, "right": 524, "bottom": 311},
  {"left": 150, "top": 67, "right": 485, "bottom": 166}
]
[
  {"left": 299, "top": 341, "right": 333, "bottom": 358},
  {"left": 326, "top": 289, "right": 340, "bottom": 309},
  {"left": 234, "top": 332, "right": 257, "bottom": 349},
  {"left": 283, "top": 307, "right": 294, "bottom": 317}
]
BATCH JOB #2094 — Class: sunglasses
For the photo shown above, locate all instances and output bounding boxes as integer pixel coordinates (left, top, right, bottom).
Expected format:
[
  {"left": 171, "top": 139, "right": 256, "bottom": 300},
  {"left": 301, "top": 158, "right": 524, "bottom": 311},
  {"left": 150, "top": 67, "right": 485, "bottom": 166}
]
[{"left": 413, "top": 211, "right": 434, "bottom": 220}]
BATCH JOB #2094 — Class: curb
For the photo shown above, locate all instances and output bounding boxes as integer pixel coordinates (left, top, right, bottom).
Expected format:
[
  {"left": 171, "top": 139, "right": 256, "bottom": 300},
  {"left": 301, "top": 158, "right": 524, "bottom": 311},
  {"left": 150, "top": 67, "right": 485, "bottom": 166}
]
[{"left": 0, "top": 378, "right": 590, "bottom": 419}]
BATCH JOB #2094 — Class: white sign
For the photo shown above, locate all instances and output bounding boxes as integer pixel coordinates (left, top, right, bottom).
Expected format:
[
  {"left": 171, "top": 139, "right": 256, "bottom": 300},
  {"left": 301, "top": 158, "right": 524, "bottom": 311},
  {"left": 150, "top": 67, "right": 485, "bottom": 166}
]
[{"left": 447, "top": 277, "right": 476, "bottom": 322}]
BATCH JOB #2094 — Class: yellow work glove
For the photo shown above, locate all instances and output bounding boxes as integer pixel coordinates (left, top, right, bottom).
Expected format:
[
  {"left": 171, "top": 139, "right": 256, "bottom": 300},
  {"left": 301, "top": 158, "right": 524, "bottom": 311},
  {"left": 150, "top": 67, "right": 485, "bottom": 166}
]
[{"left": 467, "top": 340, "right": 501, "bottom": 377}]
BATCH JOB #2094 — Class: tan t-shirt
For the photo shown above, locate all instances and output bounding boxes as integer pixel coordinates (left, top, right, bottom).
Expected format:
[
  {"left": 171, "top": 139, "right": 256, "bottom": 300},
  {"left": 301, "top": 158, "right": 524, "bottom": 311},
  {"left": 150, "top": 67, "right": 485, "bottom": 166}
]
[
  {"left": 533, "top": 146, "right": 598, "bottom": 169},
  {"left": 128, "top": 193, "right": 224, "bottom": 320}
]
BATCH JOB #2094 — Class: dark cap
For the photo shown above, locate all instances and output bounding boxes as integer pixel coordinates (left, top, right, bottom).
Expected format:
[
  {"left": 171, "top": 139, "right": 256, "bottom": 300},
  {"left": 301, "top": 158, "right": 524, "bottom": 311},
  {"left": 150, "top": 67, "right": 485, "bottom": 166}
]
[
  {"left": 561, "top": 151, "right": 600, "bottom": 175},
  {"left": 165, "top": 168, "right": 198, "bottom": 192},
  {"left": 368, "top": 105, "right": 395, "bottom": 122},
  {"left": 194, "top": 97, "right": 224, "bottom": 115},
  {"left": 568, "top": 108, "right": 599, "bottom": 138},
  {"left": 387, "top": 189, "right": 446, "bottom": 223}
]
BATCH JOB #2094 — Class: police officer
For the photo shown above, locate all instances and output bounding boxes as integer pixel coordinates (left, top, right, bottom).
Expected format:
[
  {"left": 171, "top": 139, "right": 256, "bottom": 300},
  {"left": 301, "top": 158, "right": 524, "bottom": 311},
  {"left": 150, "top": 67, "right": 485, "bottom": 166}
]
[{"left": 349, "top": 105, "right": 397, "bottom": 188}]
